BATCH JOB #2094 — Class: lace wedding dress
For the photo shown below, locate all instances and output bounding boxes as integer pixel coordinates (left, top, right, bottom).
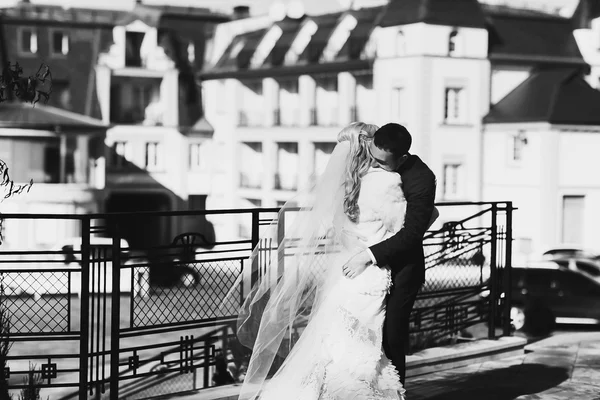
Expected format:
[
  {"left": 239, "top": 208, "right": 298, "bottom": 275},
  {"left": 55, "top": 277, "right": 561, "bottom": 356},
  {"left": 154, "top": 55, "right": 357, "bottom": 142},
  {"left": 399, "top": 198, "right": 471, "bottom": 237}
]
[{"left": 258, "top": 167, "right": 407, "bottom": 400}]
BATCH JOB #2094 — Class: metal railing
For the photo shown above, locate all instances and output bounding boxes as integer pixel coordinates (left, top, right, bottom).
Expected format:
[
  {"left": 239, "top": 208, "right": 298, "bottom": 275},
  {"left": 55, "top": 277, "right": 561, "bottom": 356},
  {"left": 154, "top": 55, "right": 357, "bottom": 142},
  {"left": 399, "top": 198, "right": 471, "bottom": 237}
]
[{"left": 0, "top": 202, "right": 513, "bottom": 399}]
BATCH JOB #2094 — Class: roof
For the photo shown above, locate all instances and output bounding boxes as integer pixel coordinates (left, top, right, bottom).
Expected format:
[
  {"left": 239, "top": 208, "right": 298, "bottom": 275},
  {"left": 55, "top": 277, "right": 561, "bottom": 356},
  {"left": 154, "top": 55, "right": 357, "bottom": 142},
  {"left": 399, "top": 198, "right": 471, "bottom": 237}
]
[
  {"left": 298, "top": 12, "right": 344, "bottom": 63},
  {"left": 214, "top": 29, "right": 268, "bottom": 70},
  {"left": 263, "top": 17, "right": 305, "bottom": 68},
  {"left": 121, "top": 3, "right": 230, "bottom": 34},
  {"left": 182, "top": 116, "right": 214, "bottom": 136},
  {"left": 379, "top": 0, "right": 487, "bottom": 29},
  {"left": 0, "top": 102, "right": 108, "bottom": 132},
  {"left": 0, "top": 3, "right": 126, "bottom": 27},
  {"left": 571, "top": 0, "right": 600, "bottom": 29},
  {"left": 336, "top": 6, "right": 384, "bottom": 62},
  {"left": 483, "top": 67, "right": 600, "bottom": 125},
  {"left": 0, "top": 2, "right": 229, "bottom": 32},
  {"left": 484, "top": 4, "right": 585, "bottom": 65}
]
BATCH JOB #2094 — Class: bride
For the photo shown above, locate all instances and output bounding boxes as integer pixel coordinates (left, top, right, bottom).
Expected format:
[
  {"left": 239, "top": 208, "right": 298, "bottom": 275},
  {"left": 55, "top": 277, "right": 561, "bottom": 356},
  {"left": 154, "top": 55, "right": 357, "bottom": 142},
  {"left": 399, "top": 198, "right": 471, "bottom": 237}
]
[{"left": 231, "top": 122, "right": 418, "bottom": 400}]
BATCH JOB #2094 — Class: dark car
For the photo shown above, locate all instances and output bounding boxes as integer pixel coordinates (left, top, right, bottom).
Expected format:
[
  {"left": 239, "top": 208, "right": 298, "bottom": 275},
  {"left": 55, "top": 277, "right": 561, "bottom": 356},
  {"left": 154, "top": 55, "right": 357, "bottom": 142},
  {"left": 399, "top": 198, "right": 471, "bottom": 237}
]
[
  {"left": 542, "top": 246, "right": 600, "bottom": 261},
  {"left": 507, "top": 261, "right": 600, "bottom": 335}
]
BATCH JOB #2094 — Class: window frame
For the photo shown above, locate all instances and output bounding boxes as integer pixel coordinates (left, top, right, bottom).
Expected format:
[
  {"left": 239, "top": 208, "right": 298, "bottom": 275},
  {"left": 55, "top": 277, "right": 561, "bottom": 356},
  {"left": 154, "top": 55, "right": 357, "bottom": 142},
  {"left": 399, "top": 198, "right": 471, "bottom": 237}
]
[
  {"left": 17, "top": 26, "right": 38, "bottom": 57},
  {"left": 145, "top": 141, "right": 164, "bottom": 172},
  {"left": 443, "top": 86, "right": 467, "bottom": 125},
  {"left": 50, "top": 28, "right": 70, "bottom": 57}
]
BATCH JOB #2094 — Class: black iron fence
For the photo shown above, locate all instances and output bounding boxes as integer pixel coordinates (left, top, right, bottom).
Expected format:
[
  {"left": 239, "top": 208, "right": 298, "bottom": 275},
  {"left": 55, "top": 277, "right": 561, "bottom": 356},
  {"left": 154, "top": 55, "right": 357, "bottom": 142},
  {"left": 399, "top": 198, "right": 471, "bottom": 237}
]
[{"left": 0, "top": 202, "right": 513, "bottom": 400}]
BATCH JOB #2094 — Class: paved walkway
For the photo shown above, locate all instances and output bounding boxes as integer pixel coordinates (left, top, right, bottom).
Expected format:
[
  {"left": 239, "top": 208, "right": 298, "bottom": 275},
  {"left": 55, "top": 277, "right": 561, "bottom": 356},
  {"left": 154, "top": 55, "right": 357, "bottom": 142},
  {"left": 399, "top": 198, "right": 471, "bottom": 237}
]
[{"left": 406, "top": 332, "right": 600, "bottom": 400}]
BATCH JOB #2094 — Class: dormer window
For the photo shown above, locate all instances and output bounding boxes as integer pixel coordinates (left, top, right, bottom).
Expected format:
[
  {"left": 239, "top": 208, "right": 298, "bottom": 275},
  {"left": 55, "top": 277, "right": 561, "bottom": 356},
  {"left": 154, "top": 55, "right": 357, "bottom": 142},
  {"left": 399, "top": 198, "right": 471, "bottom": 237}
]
[
  {"left": 125, "top": 31, "right": 145, "bottom": 67},
  {"left": 362, "top": 27, "right": 379, "bottom": 59},
  {"left": 321, "top": 15, "right": 358, "bottom": 62},
  {"left": 51, "top": 30, "right": 70, "bottom": 56},
  {"left": 285, "top": 20, "right": 317, "bottom": 65},
  {"left": 188, "top": 41, "right": 195, "bottom": 64},
  {"left": 230, "top": 40, "right": 245, "bottom": 60},
  {"left": 448, "top": 30, "right": 460, "bottom": 56},
  {"left": 250, "top": 26, "right": 283, "bottom": 68},
  {"left": 18, "top": 27, "right": 38, "bottom": 55},
  {"left": 396, "top": 30, "right": 406, "bottom": 56}
]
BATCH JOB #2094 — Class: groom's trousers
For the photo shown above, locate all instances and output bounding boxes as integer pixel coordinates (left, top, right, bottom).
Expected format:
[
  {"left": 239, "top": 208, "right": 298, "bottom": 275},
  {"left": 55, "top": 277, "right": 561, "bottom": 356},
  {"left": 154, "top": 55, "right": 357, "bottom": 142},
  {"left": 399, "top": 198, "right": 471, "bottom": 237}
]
[{"left": 382, "top": 280, "right": 421, "bottom": 385}]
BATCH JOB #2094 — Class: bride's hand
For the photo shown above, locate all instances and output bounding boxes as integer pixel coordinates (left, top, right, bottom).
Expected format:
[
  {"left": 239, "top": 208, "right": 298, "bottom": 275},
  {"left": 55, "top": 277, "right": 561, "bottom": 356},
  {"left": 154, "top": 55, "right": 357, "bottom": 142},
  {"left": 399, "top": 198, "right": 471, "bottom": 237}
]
[{"left": 342, "top": 250, "right": 371, "bottom": 279}]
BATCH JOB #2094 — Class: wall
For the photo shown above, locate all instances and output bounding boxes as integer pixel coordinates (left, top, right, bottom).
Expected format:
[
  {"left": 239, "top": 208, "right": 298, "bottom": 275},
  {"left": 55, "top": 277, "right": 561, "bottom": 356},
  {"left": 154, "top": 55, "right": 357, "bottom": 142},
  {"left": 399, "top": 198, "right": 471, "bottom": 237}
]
[
  {"left": 483, "top": 124, "right": 600, "bottom": 261},
  {"left": 2, "top": 20, "right": 113, "bottom": 118}
]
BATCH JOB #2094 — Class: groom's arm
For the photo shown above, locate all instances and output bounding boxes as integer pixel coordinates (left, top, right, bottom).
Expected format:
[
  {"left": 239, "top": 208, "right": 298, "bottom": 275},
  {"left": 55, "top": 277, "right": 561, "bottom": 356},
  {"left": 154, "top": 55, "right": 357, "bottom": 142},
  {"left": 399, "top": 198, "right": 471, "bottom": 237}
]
[{"left": 368, "top": 167, "right": 436, "bottom": 268}]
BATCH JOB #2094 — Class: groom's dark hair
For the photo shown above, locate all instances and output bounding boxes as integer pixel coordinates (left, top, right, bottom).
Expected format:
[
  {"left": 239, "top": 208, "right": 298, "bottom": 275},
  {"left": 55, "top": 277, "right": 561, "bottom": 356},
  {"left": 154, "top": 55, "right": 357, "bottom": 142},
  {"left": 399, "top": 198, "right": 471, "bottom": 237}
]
[{"left": 373, "top": 123, "right": 412, "bottom": 156}]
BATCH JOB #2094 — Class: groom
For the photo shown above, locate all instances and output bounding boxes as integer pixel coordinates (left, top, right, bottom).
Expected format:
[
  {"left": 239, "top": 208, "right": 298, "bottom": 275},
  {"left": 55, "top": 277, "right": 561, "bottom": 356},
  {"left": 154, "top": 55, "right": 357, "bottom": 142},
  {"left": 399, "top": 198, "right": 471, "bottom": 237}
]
[{"left": 343, "top": 123, "right": 437, "bottom": 386}]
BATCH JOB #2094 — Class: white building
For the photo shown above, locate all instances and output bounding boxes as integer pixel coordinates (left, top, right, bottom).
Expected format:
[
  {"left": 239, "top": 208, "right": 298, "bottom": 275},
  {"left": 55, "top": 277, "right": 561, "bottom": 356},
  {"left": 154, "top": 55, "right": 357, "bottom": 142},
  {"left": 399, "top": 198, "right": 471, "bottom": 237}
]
[
  {"left": 201, "top": 0, "right": 600, "bottom": 259},
  {"left": 94, "top": 3, "right": 227, "bottom": 247}
]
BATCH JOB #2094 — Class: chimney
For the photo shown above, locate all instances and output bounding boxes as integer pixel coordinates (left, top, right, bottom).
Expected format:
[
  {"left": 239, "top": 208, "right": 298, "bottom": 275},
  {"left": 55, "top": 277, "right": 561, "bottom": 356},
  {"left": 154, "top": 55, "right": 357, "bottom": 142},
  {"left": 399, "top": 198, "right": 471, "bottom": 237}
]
[
  {"left": 573, "top": 0, "right": 592, "bottom": 29},
  {"left": 233, "top": 5, "right": 250, "bottom": 20}
]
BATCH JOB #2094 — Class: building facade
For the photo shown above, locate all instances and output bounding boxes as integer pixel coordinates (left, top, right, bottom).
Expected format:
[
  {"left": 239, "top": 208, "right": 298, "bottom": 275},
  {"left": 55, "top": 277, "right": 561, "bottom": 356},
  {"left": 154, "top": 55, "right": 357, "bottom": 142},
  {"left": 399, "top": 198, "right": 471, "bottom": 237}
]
[
  {"left": 201, "top": 0, "right": 600, "bottom": 259},
  {"left": 0, "top": 3, "right": 115, "bottom": 249},
  {"left": 94, "top": 3, "right": 228, "bottom": 246},
  {"left": 0, "top": 2, "right": 228, "bottom": 248}
]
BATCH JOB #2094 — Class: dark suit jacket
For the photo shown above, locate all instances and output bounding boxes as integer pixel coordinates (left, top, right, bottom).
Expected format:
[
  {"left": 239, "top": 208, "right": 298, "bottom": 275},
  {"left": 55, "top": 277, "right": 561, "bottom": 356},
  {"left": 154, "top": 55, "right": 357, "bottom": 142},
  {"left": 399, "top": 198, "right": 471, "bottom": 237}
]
[{"left": 369, "top": 154, "right": 436, "bottom": 289}]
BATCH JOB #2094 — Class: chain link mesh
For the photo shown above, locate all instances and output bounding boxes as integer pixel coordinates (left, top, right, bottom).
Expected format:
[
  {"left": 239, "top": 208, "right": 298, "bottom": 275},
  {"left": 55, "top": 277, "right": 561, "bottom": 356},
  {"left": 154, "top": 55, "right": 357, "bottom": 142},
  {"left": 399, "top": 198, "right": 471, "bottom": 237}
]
[
  {"left": 0, "top": 271, "right": 70, "bottom": 333},
  {"left": 133, "top": 259, "right": 243, "bottom": 327}
]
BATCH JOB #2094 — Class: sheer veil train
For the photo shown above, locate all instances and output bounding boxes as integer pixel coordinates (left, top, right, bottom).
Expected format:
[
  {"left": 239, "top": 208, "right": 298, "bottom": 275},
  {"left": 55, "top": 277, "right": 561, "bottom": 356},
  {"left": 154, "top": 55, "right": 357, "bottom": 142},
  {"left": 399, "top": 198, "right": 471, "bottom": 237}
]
[{"left": 220, "top": 128, "right": 367, "bottom": 400}]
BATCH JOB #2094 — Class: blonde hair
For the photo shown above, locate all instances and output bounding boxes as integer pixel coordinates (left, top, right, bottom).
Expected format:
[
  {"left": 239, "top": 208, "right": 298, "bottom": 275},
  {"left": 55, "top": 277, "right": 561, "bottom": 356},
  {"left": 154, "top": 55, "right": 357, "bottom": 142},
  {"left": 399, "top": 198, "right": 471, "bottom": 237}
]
[{"left": 337, "top": 122, "right": 379, "bottom": 222}]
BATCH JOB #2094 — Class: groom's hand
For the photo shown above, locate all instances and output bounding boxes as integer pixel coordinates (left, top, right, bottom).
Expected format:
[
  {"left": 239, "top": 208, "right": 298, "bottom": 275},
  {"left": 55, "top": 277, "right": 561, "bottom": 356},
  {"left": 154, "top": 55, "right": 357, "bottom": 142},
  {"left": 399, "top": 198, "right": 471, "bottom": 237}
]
[{"left": 342, "top": 250, "right": 371, "bottom": 279}]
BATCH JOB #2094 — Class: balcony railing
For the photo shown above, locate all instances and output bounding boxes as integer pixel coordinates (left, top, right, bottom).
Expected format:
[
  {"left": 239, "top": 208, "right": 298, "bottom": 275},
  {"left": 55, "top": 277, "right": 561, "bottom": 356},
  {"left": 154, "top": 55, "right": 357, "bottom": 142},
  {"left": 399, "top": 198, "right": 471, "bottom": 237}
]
[
  {"left": 309, "top": 108, "right": 317, "bottom": 126},
  {"left": 0, "top": 202, "right": 514, "bottom": 400}
]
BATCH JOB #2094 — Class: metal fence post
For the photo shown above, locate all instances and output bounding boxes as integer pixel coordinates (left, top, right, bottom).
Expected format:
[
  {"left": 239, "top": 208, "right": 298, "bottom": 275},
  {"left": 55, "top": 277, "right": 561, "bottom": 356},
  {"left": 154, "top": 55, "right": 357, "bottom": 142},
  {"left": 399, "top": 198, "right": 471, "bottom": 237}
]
[
  {"left": 503, "top": 202, "right": 513, "bottom": 336},
  {"left": 79, "top": 217, "right": 91, "bottom": 400},
  {"left": 277, "top": 210, "right": 285, "bottom": 278},
  {"left": 110, "top": 221, "right": 121, "bottom": 400},
  {"left": 488, "top": 204, "right": 498, "bottom": 339},
  {"left": 250, "top": 210, "right": 260, "bottom": 287}
]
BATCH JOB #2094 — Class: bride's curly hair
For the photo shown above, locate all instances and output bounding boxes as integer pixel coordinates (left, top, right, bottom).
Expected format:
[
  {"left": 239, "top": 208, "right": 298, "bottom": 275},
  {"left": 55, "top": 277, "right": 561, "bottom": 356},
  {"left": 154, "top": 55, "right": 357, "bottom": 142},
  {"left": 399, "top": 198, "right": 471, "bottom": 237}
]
[{"left": 337, "top": 122, "right": 379, "bottom": 222}]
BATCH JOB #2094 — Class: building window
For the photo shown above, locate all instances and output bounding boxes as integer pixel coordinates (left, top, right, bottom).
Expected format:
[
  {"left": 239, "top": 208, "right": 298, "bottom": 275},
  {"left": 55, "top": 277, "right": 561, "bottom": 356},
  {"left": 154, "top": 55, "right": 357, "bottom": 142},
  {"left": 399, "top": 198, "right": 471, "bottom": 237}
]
[
  {"left": 275, "top": 142, "right": 298, "bottom": 191},
  {"left": 314, "top": 142, "right": 336, "bottom": 177},
  {"left": 125, "top": 31, "right": 145, "bottom": 67},
  {"left": 19, "top": 27, "right": 38, "bottom": 55},
  {"left": 510, "top": 131, "right": 527, "bottom": 162},
  {"left": 315, "top": 75, "right": 338, "bottom": 126},
  {"left": 187, "top": 41, "right": 195, "bottom": 64},
  {"left": 448, "top": 30, "right": 459, "bottom": 55},
  {"left": 444, "top": 87, "right": 466, "bottom": 124},
  {"left": 145, "top": 142, "right": 164, "bottom": 171},
  {"left": 278, "top": 79, "right": 299, "bottom": 126},
  {"left": 442, "top": 163, "right": 464, "bottom": 200},
  {"left": 239, "top": 142, "right": 263, "bottom": 189},
  {"left": 51, "top": 30, "right": 70, "bottom": 56},
  {"left": 562, "top": 195, "right": 585, "bottom": 244},
  {"left": 111, "top": 141, "right": 132, "bottom": 168},
  {"left": 189, "top": 142, "right": 209, "bottom": 171},
  {"left": 239, "top": 80, "right": 264, "bottom": 126},
  {"left": 396, "top": 30, "right": 406, "bottom": 56},
  {"left": 391, "top": 87, "right": 405, "bottom": 122}
]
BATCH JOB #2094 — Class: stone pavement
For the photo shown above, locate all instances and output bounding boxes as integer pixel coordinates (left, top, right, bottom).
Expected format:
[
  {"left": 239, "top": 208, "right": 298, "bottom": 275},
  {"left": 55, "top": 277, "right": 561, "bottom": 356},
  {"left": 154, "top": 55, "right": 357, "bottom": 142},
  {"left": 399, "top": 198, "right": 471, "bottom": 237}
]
[{"left": 406, "top": 331, "right": 600, "bottom": 400}]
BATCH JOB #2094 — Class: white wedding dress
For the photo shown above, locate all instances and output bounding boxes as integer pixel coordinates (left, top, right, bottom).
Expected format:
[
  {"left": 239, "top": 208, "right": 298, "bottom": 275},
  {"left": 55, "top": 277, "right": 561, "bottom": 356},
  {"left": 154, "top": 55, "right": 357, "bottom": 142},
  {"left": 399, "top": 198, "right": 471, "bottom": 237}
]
[{"left": 259, "top": 167, "right": 407, "bottom": 400}]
